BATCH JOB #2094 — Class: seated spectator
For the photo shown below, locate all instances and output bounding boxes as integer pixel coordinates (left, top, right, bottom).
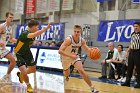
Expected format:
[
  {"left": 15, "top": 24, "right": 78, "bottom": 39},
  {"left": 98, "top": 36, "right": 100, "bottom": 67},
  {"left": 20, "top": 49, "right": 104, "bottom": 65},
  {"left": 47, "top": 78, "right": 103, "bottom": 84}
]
[
  {"left": 99, "top": 42, "right": 118, "bottom": 79},
  {"left": 36, "top": 41, "right": 43, "bottom": 46},
  {"left": 110, "top": 44, "right": 127, "bottom": 81},
  {"left": 50, "top": 41, "right": 56, "bottom": 47},
  {"left": 45, "top": 42, "right": 50, "bottom": 47},
  {"left": 32, "top": 41, "right": 37, "bottom": 46}
]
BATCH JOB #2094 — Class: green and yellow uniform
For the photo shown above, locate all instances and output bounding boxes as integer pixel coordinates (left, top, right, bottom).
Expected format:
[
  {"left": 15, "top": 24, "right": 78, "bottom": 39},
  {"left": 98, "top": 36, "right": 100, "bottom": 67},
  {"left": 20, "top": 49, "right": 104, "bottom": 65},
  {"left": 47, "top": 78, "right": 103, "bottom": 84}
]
[{"left": 14, "top": 30, "right": 36, "bottom": 67}]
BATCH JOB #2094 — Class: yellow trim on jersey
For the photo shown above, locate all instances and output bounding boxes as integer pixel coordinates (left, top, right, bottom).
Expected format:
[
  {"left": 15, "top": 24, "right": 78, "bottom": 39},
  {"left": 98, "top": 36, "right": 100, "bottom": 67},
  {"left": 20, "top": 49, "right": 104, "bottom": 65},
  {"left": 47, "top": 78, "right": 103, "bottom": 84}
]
[{"left": 14, "top": 41, "right": 24, "bottom": 53}]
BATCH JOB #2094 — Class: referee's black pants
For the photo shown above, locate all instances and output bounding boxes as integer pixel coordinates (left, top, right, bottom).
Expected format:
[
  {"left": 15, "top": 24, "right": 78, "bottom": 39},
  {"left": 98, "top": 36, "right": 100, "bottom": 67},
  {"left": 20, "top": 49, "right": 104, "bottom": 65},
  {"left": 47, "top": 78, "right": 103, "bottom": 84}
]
[{"left": 126, "top": 50, "right": 140, "bottom": 85}]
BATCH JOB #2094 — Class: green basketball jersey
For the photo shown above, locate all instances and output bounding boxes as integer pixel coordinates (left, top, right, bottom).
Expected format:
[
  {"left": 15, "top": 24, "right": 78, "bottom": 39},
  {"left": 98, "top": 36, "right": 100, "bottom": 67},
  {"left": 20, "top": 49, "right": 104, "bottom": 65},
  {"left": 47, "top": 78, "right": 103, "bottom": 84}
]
[{"left": 14, "top": 30, "right": 35, "bottom": 54}]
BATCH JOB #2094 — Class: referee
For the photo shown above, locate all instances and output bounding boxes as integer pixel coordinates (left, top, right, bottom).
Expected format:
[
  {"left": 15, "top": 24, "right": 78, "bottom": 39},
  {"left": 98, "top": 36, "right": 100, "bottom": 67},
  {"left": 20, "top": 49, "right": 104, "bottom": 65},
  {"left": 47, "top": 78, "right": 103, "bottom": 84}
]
[{"left": 122, "top": 22, "right": 140, "bottom": 88}]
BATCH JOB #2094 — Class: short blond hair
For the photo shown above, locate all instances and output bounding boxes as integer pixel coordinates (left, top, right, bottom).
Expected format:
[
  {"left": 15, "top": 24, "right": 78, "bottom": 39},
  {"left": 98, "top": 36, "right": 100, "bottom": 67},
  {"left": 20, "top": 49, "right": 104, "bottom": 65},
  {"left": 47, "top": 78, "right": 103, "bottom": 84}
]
[{"left": 74, "top": 25, "right": 82, "bottom": 30}]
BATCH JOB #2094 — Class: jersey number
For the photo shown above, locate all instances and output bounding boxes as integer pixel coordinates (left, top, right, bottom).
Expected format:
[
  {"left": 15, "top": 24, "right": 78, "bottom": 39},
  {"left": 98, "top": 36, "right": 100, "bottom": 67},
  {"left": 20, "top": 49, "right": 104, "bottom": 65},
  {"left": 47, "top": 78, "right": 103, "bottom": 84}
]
[{"left": 71, "top": 48, "right": 76, "bottom": 53}]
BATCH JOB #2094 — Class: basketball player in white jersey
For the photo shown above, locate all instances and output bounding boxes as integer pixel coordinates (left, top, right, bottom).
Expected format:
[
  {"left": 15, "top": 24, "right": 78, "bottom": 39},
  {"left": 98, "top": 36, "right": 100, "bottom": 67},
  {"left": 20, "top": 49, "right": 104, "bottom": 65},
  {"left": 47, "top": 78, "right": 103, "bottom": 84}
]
[
  {"left": 0, "top": 12, "right": 17, "bottom": 82},
  {"left": 59, "top": 25, "right": 99, "bottom": 93}
]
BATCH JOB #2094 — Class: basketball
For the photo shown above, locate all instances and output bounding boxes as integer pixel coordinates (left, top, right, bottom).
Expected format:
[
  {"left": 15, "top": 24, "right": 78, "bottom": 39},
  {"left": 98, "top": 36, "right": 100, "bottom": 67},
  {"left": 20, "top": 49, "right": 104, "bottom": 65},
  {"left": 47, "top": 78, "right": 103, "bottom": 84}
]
[{"left": 89, "top": 47, "right": 101, "bottom": 60}]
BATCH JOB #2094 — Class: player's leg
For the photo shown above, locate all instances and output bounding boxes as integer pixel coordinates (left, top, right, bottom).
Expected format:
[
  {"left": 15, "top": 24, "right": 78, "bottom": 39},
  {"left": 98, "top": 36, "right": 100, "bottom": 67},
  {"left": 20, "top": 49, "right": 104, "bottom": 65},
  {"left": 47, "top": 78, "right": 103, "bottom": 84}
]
[
  {"left": 26, "top": 65, "right": 36, "bottom": 74},
  {"left": 25, "top": 53, "right": 36, "bottom": 75},
  {"left": 74, "top": 61, "right": 92, "bottom": 86},
  {"left": 61, "top": 59, "right": 72, "bottom": 80},
  {"left": 16, "top": 53, "right": 33, "bottom": 92},
  {"left": 17, "top": 65, "right": 36, "bottom": 83},
  {"left": 18, "top": 65, "right": 29, "bottom": 83},
  {"left": 18, "top": 65, "right": 33, "bottom": 92},
  {"left": 17, "top": 66, "right": 36, "bottom": 83},
  {"left": 74, "top": 61, "right": 99, "bottom": 93},
  {"left": 0, "top": 49, "right": 16, "bottom": 82},
  {"left": 19, "top": 50, "right": 36, "bottom": 75},
  {"left": 5, "top": 53, "right": 16, "bottom": 75},
  {"left": 63, "top": 69, "right": 70, "bottom": 81}
]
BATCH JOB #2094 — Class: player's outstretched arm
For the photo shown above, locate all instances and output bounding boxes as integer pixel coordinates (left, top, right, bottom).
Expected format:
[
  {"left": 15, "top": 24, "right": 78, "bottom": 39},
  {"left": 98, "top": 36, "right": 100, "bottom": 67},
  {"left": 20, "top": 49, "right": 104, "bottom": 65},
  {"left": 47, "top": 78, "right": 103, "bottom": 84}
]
[{"left": 27, "top": 23, "right": 51, "bottom": 38}]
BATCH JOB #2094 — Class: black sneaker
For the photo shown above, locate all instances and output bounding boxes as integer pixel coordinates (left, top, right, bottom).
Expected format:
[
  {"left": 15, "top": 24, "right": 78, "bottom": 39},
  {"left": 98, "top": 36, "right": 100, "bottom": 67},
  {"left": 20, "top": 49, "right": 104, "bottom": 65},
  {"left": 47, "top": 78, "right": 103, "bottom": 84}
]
[
  {"left": 134, "top": 84, "right": 140, "bottom": 88},
  {"left": 116, "top": 76, "right": 121, "bottom": 80},
  {"left": 108, "top": 76, "right": 115, "bottom": 80},
  {"left": 121, "top": 82, "right": 130, "bottom": 87},
  {"left": 17, "top": 72, "right": 24, "bottom": 83},
  {"left": 98, "top": 76, "right": 107, "bottom": 79}
]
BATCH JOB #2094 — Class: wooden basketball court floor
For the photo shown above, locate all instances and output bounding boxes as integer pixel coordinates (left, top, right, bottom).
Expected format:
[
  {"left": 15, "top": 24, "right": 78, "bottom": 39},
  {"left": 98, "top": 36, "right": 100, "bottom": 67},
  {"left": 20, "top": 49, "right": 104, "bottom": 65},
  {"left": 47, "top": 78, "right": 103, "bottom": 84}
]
[{"left": 0, "top": 65, "right": 139, "bottom": 93}]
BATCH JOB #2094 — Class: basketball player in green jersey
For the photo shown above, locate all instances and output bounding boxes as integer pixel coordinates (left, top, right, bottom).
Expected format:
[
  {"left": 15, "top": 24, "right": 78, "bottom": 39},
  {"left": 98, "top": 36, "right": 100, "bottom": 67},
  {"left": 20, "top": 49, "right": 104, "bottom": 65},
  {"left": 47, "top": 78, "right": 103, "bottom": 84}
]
[
  {"left": 59, "top": 25, "right": 99, "bottom": 93},
  {"left": 14, "top": 19, "right": 51, "bottom": 93}
]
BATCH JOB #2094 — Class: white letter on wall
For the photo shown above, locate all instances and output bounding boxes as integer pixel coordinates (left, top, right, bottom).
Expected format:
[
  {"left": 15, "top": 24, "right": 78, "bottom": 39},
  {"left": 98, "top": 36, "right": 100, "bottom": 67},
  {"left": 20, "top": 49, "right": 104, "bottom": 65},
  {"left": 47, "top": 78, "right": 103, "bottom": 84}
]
[{"left": 104, "top": 22, "right": 116, "bottom": 42}]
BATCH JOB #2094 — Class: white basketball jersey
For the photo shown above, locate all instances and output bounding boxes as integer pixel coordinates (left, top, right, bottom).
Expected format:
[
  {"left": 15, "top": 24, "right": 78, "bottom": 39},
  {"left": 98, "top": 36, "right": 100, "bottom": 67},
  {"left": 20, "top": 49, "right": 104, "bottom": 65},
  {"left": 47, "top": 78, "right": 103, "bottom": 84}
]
[
  {"left": 0, "top": 22, "right": 12, "bottom": 45},
  {"left": 61, "top": 35, "right": 82, "bottom": 60}
]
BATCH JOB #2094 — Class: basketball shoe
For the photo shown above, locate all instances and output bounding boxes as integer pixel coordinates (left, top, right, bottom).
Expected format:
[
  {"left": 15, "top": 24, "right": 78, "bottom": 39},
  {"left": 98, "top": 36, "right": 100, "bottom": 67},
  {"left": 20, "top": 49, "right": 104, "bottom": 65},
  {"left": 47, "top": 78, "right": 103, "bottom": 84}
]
[
  {"left": 91, "top": 87, "right": 99, "bottom": 93},
  {"left": 27, "top": 84, "right": 33, "bottom": 93},
  {"left": 17, "top": 72, "right": 24, "bottom": 83},
  {"left": 0, "top": 75, "right": 12, "bottom": 83}
]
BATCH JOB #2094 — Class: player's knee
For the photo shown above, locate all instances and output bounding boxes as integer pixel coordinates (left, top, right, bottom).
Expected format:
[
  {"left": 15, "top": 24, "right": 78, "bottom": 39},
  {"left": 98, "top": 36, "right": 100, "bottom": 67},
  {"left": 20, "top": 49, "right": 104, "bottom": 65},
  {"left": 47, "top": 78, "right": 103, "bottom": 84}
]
[
  {"left": 10, "top": 58, "right": 16, "bottom": 65},
  {"left": 32, "top": 68, "right": 36, "bottom": 73},
  {"left": 22, "top": 72, "right": 28, "bottom": 76},
  {"left": 30, "top": 67, "right": 36, "bottom": 73},
  {"left": 17, "top": 63, "right": 25, "bottom": 68}
]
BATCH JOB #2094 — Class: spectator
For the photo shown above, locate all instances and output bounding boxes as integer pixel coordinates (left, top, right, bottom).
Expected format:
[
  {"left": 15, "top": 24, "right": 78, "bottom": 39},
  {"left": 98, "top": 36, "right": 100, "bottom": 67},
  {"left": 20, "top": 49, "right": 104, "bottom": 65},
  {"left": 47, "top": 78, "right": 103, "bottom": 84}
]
[
  {"left": 50, "top": 41, "right": 56, "bottom": 47},
  {"left": 110, "top": 44, "right": 127, "bottom": 81},
  {"left": 36, "top": 41, "right": 43, "bottom": 46},
  {"left": 99, "top": 42, "right": 118, "bottom": 79},
  {"left": 45, "top": 42, "right": 50, "bottom": 47},
  {"left": 56, "top": 40, "right": 64, "bottom": 47},
  {"left": 32, "top": 41, "right": 37, "bottom": 46}
]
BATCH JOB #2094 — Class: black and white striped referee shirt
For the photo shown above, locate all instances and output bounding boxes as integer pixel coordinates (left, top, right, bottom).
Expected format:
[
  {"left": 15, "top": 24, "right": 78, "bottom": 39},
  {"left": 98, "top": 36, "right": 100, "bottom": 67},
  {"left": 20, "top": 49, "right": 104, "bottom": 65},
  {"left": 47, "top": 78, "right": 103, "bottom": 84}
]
[{"left": 130, "top": 32, "right": 140, "bottom": 50}]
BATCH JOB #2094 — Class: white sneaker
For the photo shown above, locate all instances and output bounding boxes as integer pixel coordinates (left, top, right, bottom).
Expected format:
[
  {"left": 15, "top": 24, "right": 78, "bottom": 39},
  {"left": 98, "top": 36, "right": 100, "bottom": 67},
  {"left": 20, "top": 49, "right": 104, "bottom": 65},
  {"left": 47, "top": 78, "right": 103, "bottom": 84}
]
[
  {"left": 91, "top": 88, "right": 99, "bottom": 93},
  {"left": 117, "top": 77, "right": 123, "bottom": 82},
  {"left": 131, "top": 76, "right": 135, "bottom": 81},
  {"left": 121, "top": 77, "right": 126, "bottom": 82},
  {"left": 0, "top": 75, "right": 12, "bottom": 83}
]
